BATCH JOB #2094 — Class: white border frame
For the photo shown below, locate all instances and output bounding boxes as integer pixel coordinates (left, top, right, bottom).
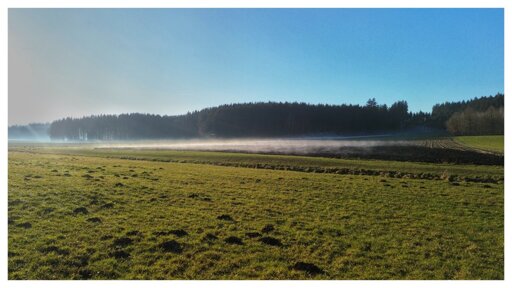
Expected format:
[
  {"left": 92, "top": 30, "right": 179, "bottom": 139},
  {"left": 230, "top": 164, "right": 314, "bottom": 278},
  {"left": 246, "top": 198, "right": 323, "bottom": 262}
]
[{"left": 2, "top": 1, "right": 509, "bottom": 287}]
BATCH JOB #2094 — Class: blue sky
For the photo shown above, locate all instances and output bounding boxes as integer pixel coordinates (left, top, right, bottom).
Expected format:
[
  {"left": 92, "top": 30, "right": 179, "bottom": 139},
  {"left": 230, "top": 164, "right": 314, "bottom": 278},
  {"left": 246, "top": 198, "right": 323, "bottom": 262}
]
[{"left": 9, "top": 8, "right": 504, "bottom": 125}]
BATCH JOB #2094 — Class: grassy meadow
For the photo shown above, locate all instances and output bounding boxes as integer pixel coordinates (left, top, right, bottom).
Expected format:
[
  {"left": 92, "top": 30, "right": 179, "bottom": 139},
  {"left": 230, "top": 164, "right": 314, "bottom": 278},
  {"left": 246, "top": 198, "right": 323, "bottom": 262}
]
[
  {"left": 454, "top": 135, "right": 504, "bottom": 154},
  {"left": 7, "top": 145, "right": 504, "bottom": 279}
]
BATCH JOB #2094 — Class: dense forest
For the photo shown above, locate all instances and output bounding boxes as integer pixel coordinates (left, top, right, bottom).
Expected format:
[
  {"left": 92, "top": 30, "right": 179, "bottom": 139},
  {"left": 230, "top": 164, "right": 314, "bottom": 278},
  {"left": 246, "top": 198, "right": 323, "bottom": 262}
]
[
  {"left": 8, "top": 93, "right": 504, "bottom": 140},
  {"left": 430, "top": 93, "right": 504, "bottom": 129},
  {"left": 47, "top": 99, "right": 411, "bottom": 140},
  {"left": 433, "top": 93, "right": 504, "bottom": 136},
  {"left": 446, "top": 106, "right": 504, "bottom": 135}
]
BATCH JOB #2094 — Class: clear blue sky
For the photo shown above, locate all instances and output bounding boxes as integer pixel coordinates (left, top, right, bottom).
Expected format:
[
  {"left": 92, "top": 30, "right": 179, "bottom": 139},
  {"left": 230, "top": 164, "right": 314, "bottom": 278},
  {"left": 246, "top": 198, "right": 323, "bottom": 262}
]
[{"left": 9, "top": 8, "right": 504, "bottom": 125}]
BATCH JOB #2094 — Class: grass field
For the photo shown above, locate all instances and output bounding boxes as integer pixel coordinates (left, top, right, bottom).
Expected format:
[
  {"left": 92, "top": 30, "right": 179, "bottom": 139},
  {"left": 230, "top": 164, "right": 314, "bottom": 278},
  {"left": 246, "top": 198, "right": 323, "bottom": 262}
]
[
  {"left": 9, "top": 144, "right": 505, "bottom": 180},
  {"left": 454, "top": 135, "right": 504, "bottom": 154},
  {"left": 8, "top": 145, "right": 504, "bottom": 279}
]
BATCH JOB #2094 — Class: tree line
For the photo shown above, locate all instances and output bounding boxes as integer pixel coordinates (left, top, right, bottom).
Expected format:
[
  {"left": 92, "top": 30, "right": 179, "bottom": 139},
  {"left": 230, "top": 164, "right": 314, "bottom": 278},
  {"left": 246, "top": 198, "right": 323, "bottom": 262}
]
[
  {"left": 8, "top": 93, "right": 504, "bottom": 140},
  {"left": 430, "top": 93, "right": 503, "bottom": 129},
  {"left": 433, "top": 93, "right": 504, "bottom": 136},
  {"left": 8, "top": 123, "right": 50, "bottom": 140},
  {"left": 47, "top": 99, "right": 411, "bottom": 140},
  {"left": 48, "top": 113, "right": 198, "bottom": 140},
  {"left": 446, "top": 106, "right": 504, "bottom": 135}
]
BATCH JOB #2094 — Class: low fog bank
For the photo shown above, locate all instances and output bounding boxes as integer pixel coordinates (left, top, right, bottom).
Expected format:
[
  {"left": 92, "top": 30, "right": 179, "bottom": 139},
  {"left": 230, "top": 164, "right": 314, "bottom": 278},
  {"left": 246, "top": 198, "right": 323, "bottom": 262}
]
[
  {"left": 10, "top": 135, "right": 502, "bottom": 165},
  {"left": 93, "top": 136, "right": 420, "bottom": 154}
]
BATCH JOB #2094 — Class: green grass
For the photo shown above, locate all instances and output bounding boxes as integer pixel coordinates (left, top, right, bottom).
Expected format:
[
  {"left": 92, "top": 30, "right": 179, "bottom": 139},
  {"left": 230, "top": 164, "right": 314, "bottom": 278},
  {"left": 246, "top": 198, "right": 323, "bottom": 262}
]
[
  {"left": 8, "top": 148, "right": 504, "bottom": 279},
  {"left": 9, "top": 144, "right": 505, "bottom": 180},
  {"left": 454, "top": 135, "right": 504, "bottom": 154}
]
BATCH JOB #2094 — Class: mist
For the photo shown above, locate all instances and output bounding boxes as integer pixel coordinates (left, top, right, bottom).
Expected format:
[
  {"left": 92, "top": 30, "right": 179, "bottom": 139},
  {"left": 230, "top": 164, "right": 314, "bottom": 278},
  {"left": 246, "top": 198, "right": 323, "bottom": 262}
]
[{"left": 92, "top": 136, "right": 418, "bottom": 155}]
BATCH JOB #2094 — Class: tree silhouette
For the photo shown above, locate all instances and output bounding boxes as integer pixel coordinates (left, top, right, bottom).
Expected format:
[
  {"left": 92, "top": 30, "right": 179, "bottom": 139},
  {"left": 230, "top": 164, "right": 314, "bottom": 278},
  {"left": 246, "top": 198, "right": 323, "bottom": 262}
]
[{"left": 8, "top": 93, "right": 503, "bottom": 141}]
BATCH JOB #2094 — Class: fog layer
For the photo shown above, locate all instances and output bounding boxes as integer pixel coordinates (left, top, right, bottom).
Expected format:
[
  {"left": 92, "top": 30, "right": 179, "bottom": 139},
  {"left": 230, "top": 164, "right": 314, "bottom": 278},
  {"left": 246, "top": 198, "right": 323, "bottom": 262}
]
[{"left": 94, "top": 136, "right": 418, "bottom": 154}]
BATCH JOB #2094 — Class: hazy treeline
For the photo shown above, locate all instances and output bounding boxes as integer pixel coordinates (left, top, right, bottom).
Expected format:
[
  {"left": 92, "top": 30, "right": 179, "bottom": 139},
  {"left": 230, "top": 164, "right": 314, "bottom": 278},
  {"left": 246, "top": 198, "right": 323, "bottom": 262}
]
[
  {"left": 8, "top": 123, "right": 50, "bottom": 140},
  {"left": 48, "top": 99, "right": 411, "bottom": 140},
  {"left": 9, "top": 93, "right": 504, "bottom": 140},
  {"left": 49, "top": 113, "right": 198, "bottom": 140}
]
